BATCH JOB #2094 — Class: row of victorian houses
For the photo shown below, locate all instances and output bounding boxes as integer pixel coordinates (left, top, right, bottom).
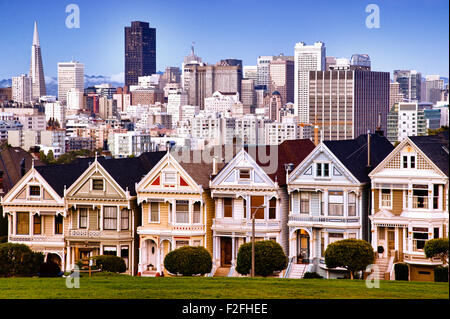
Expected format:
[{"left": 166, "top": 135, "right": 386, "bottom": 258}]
[{"left": 0, "top": 131, "right": 448, "bottom": 281}]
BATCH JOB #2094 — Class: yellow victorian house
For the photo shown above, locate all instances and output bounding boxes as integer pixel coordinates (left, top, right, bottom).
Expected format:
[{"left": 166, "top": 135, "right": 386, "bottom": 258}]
[{"left": 136, "top": 150, "right": 220, "bottom": 276}]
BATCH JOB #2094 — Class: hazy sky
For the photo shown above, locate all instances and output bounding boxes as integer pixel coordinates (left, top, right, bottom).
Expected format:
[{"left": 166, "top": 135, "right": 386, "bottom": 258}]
[{"left": 0, "top": 0, "right": 448, "bottom": 80}]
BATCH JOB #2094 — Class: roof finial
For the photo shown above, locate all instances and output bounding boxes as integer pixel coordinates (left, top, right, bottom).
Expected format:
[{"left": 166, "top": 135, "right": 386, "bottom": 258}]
[
  {"left": 32, "top": 157, "right": 35, "bottom": 169},
  {"left": 95, "top": 151, "right": 98, "bottom": 162}
]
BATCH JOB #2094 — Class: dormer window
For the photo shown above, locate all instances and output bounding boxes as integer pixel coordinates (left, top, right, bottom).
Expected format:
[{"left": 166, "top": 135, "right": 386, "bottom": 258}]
[
  {"left": 316, "top": 163, "right": 330, "bottom": 178},
  {"left": 92, "top": 179, "right": 104, "bottom": 190},
  {"left": 29, "top": 186, "right": 40, "bottom": 197},
  {"left": 239, "top": 169, "right": 251, "bottom": 180},
  {"left": 163, "top": 172, "right": 176, "bottom": 185}
]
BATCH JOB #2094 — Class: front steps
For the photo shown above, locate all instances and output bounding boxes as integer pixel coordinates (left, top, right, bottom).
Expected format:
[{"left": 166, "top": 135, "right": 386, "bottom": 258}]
[
  {"left": 374, "top": 258, "right": 389, "bottom": 280},
  {"left": 288, "top": 263, "right": 308, "bottom": 279},
  {"left": 214, "top": 267, "right": 231, "bottom": 277}
]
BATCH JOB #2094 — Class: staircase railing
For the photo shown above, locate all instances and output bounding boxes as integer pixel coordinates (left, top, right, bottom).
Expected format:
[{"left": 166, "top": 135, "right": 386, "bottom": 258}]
[
  {"left": 387, "top": 256, "right": 395, "bottom": 280},
  {"left": 284, "top": 257, "right": 295, "bottom": 278},
  {"left": 206, "top": 264, "right": 218, "bottom": 277}
]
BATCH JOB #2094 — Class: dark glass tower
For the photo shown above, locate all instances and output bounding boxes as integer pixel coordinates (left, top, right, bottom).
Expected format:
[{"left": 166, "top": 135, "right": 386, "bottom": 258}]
[{"left": 125, "top": 21, "right": 156, "bottom": 87}]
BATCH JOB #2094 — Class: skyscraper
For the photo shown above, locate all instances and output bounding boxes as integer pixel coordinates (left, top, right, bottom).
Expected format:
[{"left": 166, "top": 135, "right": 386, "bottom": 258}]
[
  {"left": 29, "top": 21, "right": 46, "bottom": 100},
  {"left": 125, "top": 21, "right": 156, "bottom": 87},
  {"left": 425, "top": 75, "right": 444, "bottom": 105},
  {"left": 269, "top": 57, "right": 294, "bottom": 104},
  {"left": 256, "top": 56, "right": 274, "bottom": 87},
  {"left": 393, "top": 70, "right": 422, "bottom": 102},
  {"left": 294, "top": 42, "right": 326, "bottom": 122},
  {"left": 12, "top": 74, "right": 32, "bottom": 104},
  {"left": 57, "top": 61, "right": 84, "bottom": 104}
]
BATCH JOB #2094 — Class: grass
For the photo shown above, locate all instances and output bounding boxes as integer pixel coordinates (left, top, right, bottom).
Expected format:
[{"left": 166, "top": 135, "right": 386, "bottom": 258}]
[{"left": 0, "top": 272, "right": 447, "bottom": 299}]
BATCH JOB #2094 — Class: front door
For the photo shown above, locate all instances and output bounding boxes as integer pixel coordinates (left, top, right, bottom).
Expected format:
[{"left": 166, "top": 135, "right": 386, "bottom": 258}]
[
  {"left": 387, "top": 230, "right": 395, "bottom": 256},
  {"left": 147, "top": 240, "right": 157, "bottom": 270},
  {"left": 220, "top": 237, "right": 232, "bottom": 266},
  {"left": 297, "top": 229, "right": 310, "bottom": 263}
]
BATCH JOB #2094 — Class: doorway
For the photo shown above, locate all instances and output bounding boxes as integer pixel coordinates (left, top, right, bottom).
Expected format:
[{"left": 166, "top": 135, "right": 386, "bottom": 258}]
[
  {"left": 296, "top": 229, "right": 310, "bottom": 263},
  {"left": 220, "top": 237, "right": 232, "bottom": 266}
]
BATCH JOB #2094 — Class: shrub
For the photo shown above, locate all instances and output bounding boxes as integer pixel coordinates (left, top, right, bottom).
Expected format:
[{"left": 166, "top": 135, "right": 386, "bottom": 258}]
[
  {"left": 0, "top": 243, "right": 44, "bottom": 277},
  {"left": 303, "top": 272, "right": 323, "bottom": 279},
  {"left": 236, "top": 240, "right": 287, "bottom": 277},
  {"left": 39, "top": 261, "right": 62, "bottom": 277},
  {"left": 94, "top": 255, "right": 126, "bottom": 273},
  {"left": 324, "top": 239, "right": 374, "bottom": 279},
  {"left": 377, "top": 246, "right": 384, "bottom": 254},
  {"left": 394, "top": 263, "right": 409, "bottom": 281},
  {"left": 164, "top": 246, "right": 212, "bottom": 276},
  {"left": 434, "top": 266, "right": 448, "bottom": 282},
  {"left": 424, "top": 238, "right": 449, "bottom": 265}
]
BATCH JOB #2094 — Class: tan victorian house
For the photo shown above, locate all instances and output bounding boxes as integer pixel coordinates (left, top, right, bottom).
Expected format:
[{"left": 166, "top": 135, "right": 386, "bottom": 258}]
[{"left": 136, "top": 150, "right": 222, "bottom": 276}]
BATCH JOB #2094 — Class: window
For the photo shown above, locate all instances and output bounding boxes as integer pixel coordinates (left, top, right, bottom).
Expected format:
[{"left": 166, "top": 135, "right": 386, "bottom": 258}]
[
  {"left": 381, "top": 189, "right": 391, "bottom": 207},
  {"left": 55, "top": 215, "right": 63, "bottom": 234},
  {"left": 193, "top": 202, "right": 201, "bottom": 224},
  {"left": 413, "top": 227, "right": 428, "bottom": 251},
  {"left": 412, "top": 185, "right": 428, "bottom": 209},
  {"left": 251, "top": 196, "right": 265, "bottom": 219},
  {"left": 176, "top": 240, "right": 189, "bottom": 249},
  {"left": 239, "top": 169, "right": 251, "bottom": 179},
  {"left": 433, "top": 184, "right": 439, "bottom": 209},
  {"left": 223, "top": 198, "right": 233, "bottom": 218},
  {"left": 16, "top": 212, "right": 29, "bottom": 235},
  {"left": 103, "top": 246, "right": 117, "bottom": 256},
  {"left": 410, "top": 156, "right": 415, "bottom": 168},
  {"left": 328, "top": 191, "right": 343, "bottom": 216},
  {"left": 163, "top": 172, "right": 176, "bottom": 184},
  {"left": 175, "top": 200, "right": 189, "bottom": 223},
  {"left": 403, "top": 156, "right": 408, "bottom": 168},
  {"left": 328, "top": 233, "right": 344, "bottom": 244},
  {"left": 300, "top": 192, "right": 309, "bottom": 214},
  {"left": 316, "top": 163, "right": 329, "bottom": 177},
  {"left": 92, "top": 179, "right": 104, "bottom": 190},
  {"left": 150, "top": 202, "right": 159, "bottom": 223},
  {"left": 33, "top": 215, "right": 41, "bottom": 235},
  {"left": 121, "top": 246, "right": 129, "bottom": 269},
  {"left": 193, "top": 240, "right": 201, "bottom": 246},
  {"left": 316, "top": 163, "right": 322, "bottom": 176},
  {"left": 324, "top": 163, "right": 329, "bottom": 177},
  {"left": 348, "top": 193, "right": 356, "bottom": 216},
  {"left": 79, "top": 208, "right": 87, "bottom": 229},
  {"left": 121, "top": 209, "right": 129, "bottom": 230},
  {"left": 434, "top": 227, "right": 440, "bottom": 239},
  {"left": 269, "top": 198, "right": 276, "bottom": 219},
  {"left": 29, "top": 186, "right": 40, "bottom": 196},
  {"left": 103, "top": 206, "right": 117, "bottom": 230},
  {"left": 243, "top": 199, "right": 247, "bottom": 219}
]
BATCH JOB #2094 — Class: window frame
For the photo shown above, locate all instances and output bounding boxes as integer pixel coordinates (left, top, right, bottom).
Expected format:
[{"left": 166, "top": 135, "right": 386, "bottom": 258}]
[
  {"left": 33, "top": 214, "right": 41, "bottom": 235},
  {"left": 163, "top": 171, "right": 177, "bottom": 185},
  {"left": 55, "top": 214, "right": 63, "bottom": 235},
  {"left": 223, "top": 198, "right": 233, "bottom": 218},
  {"left": 149, "top": 202, "right": 160, "bottom": 223},
  {"left": 121, "top": 208, "right": 129, "bottom": 230},
  {"left": 239, "top": 168, "right": 251, "bottom": 180},
  {"left": 175, "top": 200, "right": 189, "bottom": 224},
  {"left": 103, "top": 206, "right": 118, "bottom": 230},
  {"left": 78, "top": 208, "right": 88, "bottom": 229},
  {"left": 16, "top": 212, "right": 29, "bottom": 235},
  {"left": 92, "top": 178, "right": 105, "bottom": 191},
  {"left": 193, "top": 202, "right": 201, "bottom": 224},
  {"left": 28, "top": 185, "right": 41, "bottom": 197}
]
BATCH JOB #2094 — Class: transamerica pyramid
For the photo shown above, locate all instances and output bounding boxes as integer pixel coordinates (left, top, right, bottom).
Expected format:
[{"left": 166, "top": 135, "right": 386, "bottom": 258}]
[{"left": 29, "top": 21, "right": 46, "bottom": 100}]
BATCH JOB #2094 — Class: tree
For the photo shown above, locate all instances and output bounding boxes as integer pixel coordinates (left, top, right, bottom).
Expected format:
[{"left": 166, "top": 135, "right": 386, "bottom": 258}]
[
  {"left": 428, "top": 126, "right": 449, "bottom": 136},
  {"left": 324, "top": 239, "right": 374, "bottom": 279},
  {"left": 164, "top": 246, "right": 212, "bottom": 276},
  {"left": 424, "top": 238, "right": 449, "bottom": 266},
  {"left": 236, "top": 240, "right": 287, "bottom": 277},
  {"left": 46, "top": 150, "right": 55, "bottom": 164}
]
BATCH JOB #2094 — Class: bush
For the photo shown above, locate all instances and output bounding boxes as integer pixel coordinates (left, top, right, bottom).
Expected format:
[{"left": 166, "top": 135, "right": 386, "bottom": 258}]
[
  {"left": 39, "top": 261, "right": 62, "bottom": 277},
  {"left": 0, "top": 243, "right": 44, "bottom": 277},
  {"left": 394, "top": 263, "right": 409, "bottom": 281},
  {"left": 324, "top": 239, "right": 374, "bottom": 279},
  {"left": 94, "top": 255, "right": 126, "bottom": 273},
  {"left": 303, "top": 272, "right": 323, "bottom": 279},
  {"left": 377, "top": 246, "right": 384, "bottom": 254},
  {"left": 434, "top": 266, "right": 449, "bottom": 282},
  {"left": 164, "top": 246, "right": 212, "bottom": 276},
  {"left": 236, "top": 240, "right": 287, "bottom": 277}
]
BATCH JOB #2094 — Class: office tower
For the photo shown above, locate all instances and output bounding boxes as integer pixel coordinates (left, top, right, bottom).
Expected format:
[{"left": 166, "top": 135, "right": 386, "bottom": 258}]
[
  {"left": 390, "top": 82, "right": 404, "bottom": 109},
  {"left": 98, "top": 97, "right": 117, "bottom": 119},
  {"left": 58, "top": 61, "right": 84, "bottom": 104},
  {"left": 243, "top": 66, "right": 258, "bottom": 84},
  {"left": 265, "top": 91, "right": 283, "bottom": 121},
  {"left": 393, "top": 70, "right": 422, "bottom": 102},
  {"left": 113, "top": 87, "right": 131, "bottom": 112},
  {"left": 257, "top": 56, "right": 274, "bottom": 87},
  {"left": 167, "top": 87, "right": 188, "bottom": 123},
  {"left": 12, "top": 75, "right": 32, "bottom": 104},
  {"left": 162, "top": 67, "right": 181, "bottom": 84},
  {"left": 294, "top": 42, "right": 326, "bottom": 122},
  {"left": 387, "top": 102, "right": 427, "bottom": 143},
  {"left": 44, "top": 101, "right": 66, "bottom": 128},
  {"left": 269, "top": 57, "right": 294, "bottom": 104},
  {"left": 241, "top": 79, "right": 256, "bottom": 112},
  {"left": 204, "top": 91, "right": 240, "bottom": 114},
  {"left": 350, "top": 54, "right": 371, "bottom": 71},
  {"left": 66, "top": 88, "right": 84, "bottom": 110},
  {"left": 425, "top": 75, "right": 444, "bottom": 105},
  {"left": 29, "top": 21, "right": 46, "bottom": 100},
  {"left": 309, "top": 69, "right": 389, "bottom": 140},
  {"left": 254, "top": 85, "right": 267, "bottom": 109},
  {"left": 325, "top": 57, "right": 336, "bottom": 70},
  {"left": 125, "top": 21, "right": 156, "bottom": 87},
  {"left": 0, "top": 88, "right": 12, "bottom": 103}
]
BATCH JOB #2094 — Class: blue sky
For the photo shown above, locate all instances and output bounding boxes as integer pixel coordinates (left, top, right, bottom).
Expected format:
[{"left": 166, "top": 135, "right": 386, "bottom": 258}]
[{"left": 0, "top": 0, "right": 448, "bottom": 80}]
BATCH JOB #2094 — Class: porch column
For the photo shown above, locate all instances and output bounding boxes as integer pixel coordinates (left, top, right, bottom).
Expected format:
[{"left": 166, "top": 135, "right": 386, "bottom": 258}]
[
  {"left": 66, "top": 245, "right": 71, "bottom": 271},
  {"left": 29, "top": 213, "right": 33, "bottom": 235},
  {"left": 231, "top": 234, "right": 236, "bottom": 264},
  {"left": 99, "top": 206, "right": 103, "bottom": 231},
  {"left": 156, "top": 242, "right": 161, "bottom": 273},
  {"left": 371, "top": 224, "right": 378, "bottom": 251},
  {"left": 289, "top": 230, "right": 296, "bottom": 258},
  {"left": 323, "top": 189, "right": 329, "bottom": 216},
  {"left": 117, "top": 206, "right": 121, "bottom": 232},
  {"left": 394, "top": 226, "right": 399, "bottom": 251},
  {"left": 402, "top": 226, "right": 407, "bottom": 255}
]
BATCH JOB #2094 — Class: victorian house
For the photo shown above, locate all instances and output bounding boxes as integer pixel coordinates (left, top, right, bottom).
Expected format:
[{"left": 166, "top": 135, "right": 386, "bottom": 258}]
[
  {"left": 210, "top": 140, "right": 315, "bottom": 277},
  {"left": 369, "top": 133, "right": 448, "bottom": 281},
  {"left": 286, "top": 133, "right": 393, "bottom": 279},
  {"left": 135, "top": 150, "right": 223, "bottom": 276}
]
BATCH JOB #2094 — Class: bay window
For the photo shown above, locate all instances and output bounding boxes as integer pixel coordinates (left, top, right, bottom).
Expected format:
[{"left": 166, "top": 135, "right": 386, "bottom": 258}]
[
  {"left": 269, "top": 198, "right": 276, "bottom": 219},
  {"left": 251, "top": 196, "right": 265, "bottom": 219},
  {"left": 103, "top": 206, "right": 117, "bottom": 230},
  {"left": 150, "top": 202, "right": 159, "bottom": 223},
  {"left": 175, "top": 200, "right": 189, "bottom": 223},
  {"left": 16, "top": 212, "right": 29, "bottom": 235},
  {"left": 348, "top": 193, "right": 356, "bottom": 216},
  {"left": 300, "top": 192, "right": 309, "bottom": 214},
  {"left": 412, "top": 227, "right": 428, "bottom": 251},
  {"left": 79, "top": 208, "right": 87, "bottom": 229},
  {"left": 193, "top": 202, "right": 201, "bottom": 223},
  {"left": 328, "top": 191, "right": 343, "bottom": 216},
  {"left": 381, "top": 189, "right": 391, "bottom": 207}
]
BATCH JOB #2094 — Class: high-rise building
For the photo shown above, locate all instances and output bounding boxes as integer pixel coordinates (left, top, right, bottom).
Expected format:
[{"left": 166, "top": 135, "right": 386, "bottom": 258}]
[
  {"left": 12, "top": 75, "right": 32, "bottom": 104},
  {"left": 294, "top": 42, "right": 326, "bottom": 122},
  {"left": 66, "top": 88, "right": 85, "bottom": 110},
  {"left": 309, "top": 69, "right": 389, "bottom": 140},
  {"left": 29, "top": 22, "right": 46, "bottom": 101},
  {"left": 387, "top": 102, "right": 427, "bottom": 143},
  {"left": 390, "top": 82, "right": 405, "bottom": 109},
  {"left": 182, "top": 43, "right": 204, "bottom": 92},
  {"left": 125, "top": 21, "right": 156, "bottom": 87},
  {"left": 393, "top": 70, "right": 422, "bottom": 102},
  {"left": 45, "top": 102, "right": 66, "bottom": 128},
  {"left": 243, "top": 66, "right": 258, "bottom": 84},
  {"left": 269, "top": 57, "right": 294, "bottom": 104},
  {"left": 58, "top": 61, "right": 84, "bottom": 104},
  {"left": 257, "top": 56, "right": 273, "bottom": 87},
  {"left": 425, "top": 75, "right": 444, "bottom": 105},
  {"left": 350, "top": 54, "right": 371, "bottom": 71},
  {"left": 241, "top": 79, "right": 256, "bottom": 112}
]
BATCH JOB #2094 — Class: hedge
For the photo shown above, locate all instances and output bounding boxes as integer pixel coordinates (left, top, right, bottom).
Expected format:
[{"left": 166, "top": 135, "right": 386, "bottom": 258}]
[
  {"left": 236, "top": 240, "right": 287, "bottom": 277},
  {"left": 303, "top": 272, "right": 323, "bottom": 279},
  {"left": 434, "top": 266, "right": 448, "bottom": 282},
  {"left": 394, "top": 263, "right": 409, "bottom": 281},
  {"left": 164, "top": 246, "right": 212, "bottom": 276},
  {"left": 94, "top": 255, "right": 126, "bottom": 273},
  {"left": 0, "top": 243, "right": 44, "bottom": 277},
  {"left": 39, "top": 261, "right": 62, "bottom": 277}
]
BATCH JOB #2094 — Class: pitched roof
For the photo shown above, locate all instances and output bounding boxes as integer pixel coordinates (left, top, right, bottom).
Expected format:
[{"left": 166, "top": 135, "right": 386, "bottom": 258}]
[
  {"left": 245, "top": 139, "right": 316, "bottom": 185},
  {"left": 324, "top": 133, "right": 394, "bottom": 183},
  {"left": 409, "top": 132, "right": 449, "bottom": 176}
]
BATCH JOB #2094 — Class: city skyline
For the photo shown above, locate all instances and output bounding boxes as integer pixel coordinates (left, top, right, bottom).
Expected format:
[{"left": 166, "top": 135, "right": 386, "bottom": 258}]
[{"left": 0, "top": 0, "right": 448, "bottom": 81}]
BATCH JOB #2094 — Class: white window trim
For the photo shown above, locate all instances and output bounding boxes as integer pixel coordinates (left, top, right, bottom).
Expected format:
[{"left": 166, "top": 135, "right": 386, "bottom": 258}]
[
  {"left": 315, "top": 162, "right": 331, "bottom": 179},
  {"left": 238, "top": 168, "right": 251, "bottom": 181},
  {"left": 380, "top": 188, "right": 393, "bottom": 209}
]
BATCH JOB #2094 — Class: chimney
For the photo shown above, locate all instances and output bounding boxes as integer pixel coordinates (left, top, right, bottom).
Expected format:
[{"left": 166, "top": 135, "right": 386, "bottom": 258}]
[
  {"left": 367, "top": 130, "right": 371, "bottom": 167},
  {"left": 375, "top": 112, "right": 384, "bottom": 136},
  {"left": 212, "top": 156, "right": 218, "bottom": 175},
  {"left": 314, "top": 126, "right": 319, "bottom": 146}
]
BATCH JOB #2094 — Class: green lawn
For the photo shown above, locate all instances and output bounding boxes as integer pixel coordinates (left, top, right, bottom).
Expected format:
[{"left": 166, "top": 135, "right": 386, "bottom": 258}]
[{"left": 0, "top": 273, "right": 447, "bottom": 299}]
